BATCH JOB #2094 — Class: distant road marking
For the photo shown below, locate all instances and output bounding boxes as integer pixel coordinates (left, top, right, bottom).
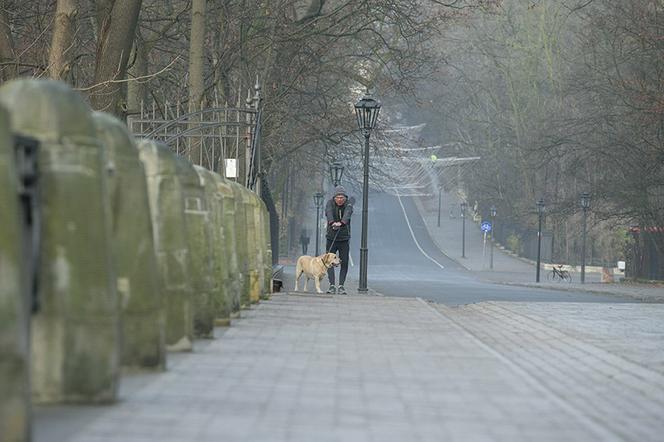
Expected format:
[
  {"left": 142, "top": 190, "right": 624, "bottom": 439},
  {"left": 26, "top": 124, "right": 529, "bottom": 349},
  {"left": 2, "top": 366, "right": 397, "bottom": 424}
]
[{"left": 395, "top": 192, "right": 445, "bottom": 270}]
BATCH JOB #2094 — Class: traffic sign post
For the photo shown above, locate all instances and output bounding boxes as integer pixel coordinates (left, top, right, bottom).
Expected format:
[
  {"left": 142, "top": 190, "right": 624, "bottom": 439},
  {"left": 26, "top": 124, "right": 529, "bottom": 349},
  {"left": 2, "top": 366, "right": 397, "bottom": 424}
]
[{"left": 481, "top": 222, "right": 492, "bottom": 269}]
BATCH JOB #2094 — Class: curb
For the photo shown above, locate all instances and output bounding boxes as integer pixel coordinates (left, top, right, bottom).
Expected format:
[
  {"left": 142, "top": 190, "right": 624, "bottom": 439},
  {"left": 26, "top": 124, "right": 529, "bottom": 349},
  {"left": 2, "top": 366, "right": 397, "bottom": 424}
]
[{"left": 492, "top": 281, "right": 664, "bottom": 303}]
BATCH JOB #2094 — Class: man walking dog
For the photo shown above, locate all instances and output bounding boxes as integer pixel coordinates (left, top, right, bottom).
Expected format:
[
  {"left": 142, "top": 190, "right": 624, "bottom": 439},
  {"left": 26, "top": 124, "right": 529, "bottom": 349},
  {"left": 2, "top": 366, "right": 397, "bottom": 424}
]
[{"left": 325, "top": 185, "right": 353, "bottom": 294}]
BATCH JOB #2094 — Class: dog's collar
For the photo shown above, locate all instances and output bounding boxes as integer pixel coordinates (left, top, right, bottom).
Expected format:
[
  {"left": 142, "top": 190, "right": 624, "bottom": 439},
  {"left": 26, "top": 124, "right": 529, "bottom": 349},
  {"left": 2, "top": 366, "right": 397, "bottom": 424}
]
[{"left": 321, "top": 255, "right": 339, "bottom": 271}]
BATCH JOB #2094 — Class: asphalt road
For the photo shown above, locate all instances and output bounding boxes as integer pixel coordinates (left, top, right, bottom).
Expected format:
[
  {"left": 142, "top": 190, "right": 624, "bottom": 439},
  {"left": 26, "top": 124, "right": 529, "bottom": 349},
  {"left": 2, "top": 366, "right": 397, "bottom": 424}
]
[{"left": 347, "top": 192, "right": 636, "bottom": 305}]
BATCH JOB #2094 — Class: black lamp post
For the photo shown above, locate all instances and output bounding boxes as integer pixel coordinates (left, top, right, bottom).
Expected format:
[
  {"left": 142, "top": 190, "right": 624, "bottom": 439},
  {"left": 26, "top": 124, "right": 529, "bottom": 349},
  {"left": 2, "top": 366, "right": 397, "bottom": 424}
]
[
  {"left": 536, "top": 199, "right": 545, "bottom": 282},
  {"left": 460, "top": 201, "right": 467, "bottom": 258},
  {"left": 629, "top": 225, "right": 640, "bottom": 278},
  {"left": 313, "top": 192, "right": 324, "bottom": 256},
  {"left": 354, "top": 92, "right": 381, "bottom": 293},
  {"left": 580, "top": 192, "right": 591, "bottom": 284},
  {"left": 437, "top": 187, "right": 442, "bottom": 228},
  {"left": 329, "top": 161, "right": 344, "bottom": 186},
  {"left": 490, "top": 206, "right": 497, "bottom": 270}
]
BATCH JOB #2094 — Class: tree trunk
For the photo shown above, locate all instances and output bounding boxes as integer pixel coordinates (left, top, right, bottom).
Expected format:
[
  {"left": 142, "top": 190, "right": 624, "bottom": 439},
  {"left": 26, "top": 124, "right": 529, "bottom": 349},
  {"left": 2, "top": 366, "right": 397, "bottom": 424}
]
[
  {"left": 0, "top": 3, "right": 16, "bottom": 82},
  {"left": 89, "top": 0, "right": 142, "bottom": 116},
  {"left": 48, "top": 0, "right": 78, "bottom": 81},
  {"left": 126, "top": 32, "right": 147, "bottom": 117},
  {"left": 212, "top": 5, "right": 230, "bottom": 103},
  {"left": 188, "top": 0, "right": 206, "bottom": 164}
]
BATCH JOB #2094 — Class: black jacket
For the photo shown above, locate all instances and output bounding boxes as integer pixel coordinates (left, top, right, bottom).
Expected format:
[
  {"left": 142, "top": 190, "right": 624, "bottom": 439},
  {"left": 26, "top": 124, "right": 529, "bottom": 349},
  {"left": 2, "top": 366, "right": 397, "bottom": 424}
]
[{"left": 325, "top": 198, "right": 352, "bottom": 241}]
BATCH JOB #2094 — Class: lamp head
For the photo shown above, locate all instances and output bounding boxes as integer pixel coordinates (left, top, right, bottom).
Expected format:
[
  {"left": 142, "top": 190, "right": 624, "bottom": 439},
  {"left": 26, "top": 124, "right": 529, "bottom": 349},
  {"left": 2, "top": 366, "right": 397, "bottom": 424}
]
[
  {"left": 329, "top": 161, "right": 344, "bottom": 186},
  {"left": 313, "top": 191, "right": 324, "bottom": 207},
  {"left": 354, "top": 92, "right": 381, "bottom": 131}
]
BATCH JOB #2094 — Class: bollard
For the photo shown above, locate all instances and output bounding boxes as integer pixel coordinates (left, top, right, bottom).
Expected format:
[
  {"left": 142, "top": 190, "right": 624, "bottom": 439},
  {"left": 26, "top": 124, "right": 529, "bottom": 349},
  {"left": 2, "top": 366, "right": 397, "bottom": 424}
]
[
  {"left": 137, "top": 140, "right": 193, "bottom": 351},
  {"left": 253, "top": 194, "right": 273, "bottom": 297},
  {"left": 258, "top": 199, "right": 273, "bottom": 297},
  {"left": 93, "top": 113, "right": 165, "bottom": 370},
  {"left": 194, "top": 166, "right": 232, "bottom": 327},
  {"left": 216, "top": 178, "right": 242, "bottom": 315},
  {"left": 0, "top": 106, "right": 31, "bottom": 441},
  {"left": 229, "top": 182, "right": 251, "bottom": 308},
  {"left": 0, "top": 79, "right": 120, "bottom": 404},
  {"left": 176, "top": 159, "right": 215, "bottom": 338},
  {"left": 248, "top": 192, "right": 268, "bottom": 300},
  {"left": 244, "top": 192, "right": 261, "bottom": 304}
]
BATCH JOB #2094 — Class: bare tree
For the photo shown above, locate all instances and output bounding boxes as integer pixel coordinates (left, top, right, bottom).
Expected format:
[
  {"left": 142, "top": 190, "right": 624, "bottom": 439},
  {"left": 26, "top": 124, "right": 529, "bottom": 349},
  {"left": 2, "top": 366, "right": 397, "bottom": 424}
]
[
  {"left": 187, "top": 0, "right": 206, "bottom": 164},
  {"left": 188, "top": 0, "right": 206, "bottom": 111},
  {"left": 0, "top": 2, "right": 16, "bottom": 81},
  {"left": 48, "top": 0, "right": 78, "bottom": 80},
  {"left": 89, "top": 0, "right": 143, "bottom": 116}
]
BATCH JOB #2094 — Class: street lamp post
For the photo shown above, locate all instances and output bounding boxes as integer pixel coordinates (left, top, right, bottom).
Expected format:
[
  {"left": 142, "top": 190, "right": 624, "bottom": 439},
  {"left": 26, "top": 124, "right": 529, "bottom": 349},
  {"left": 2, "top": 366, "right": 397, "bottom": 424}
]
[
  {"left": 580, "top": 192, "right": 591, "bottom": 284},
  {"left": 490, "top": 206, "right": 497, "bottom": 270},
  {"left": 536, "top": 199, "right": 545, "bottom": 282},
  {"left": 437, "top": 187, "right": 442, "bottom": 227},
  {"left": 461, "top": 201, "right": 467, "bottom": 258},
  {"left": 329, "top": 161, "right": 344, "bottom": 186},
  {"left": 354, "top": 92, "right": 381, "bottom": 293},
  {"left": 313, "top": 192, "right": 324, "bottom": 256},
  {"left": 629, "top": 225, "right": 640, "bottom": 278}
]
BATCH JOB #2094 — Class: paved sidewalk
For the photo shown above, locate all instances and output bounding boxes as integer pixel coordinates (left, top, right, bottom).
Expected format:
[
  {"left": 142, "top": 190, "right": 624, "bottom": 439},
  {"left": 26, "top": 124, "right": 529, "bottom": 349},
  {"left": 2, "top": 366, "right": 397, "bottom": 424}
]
[
  {"left": 435, "top": 301, "right": 664, "bottom": 441},
  {"left": 414, "top": 194, "right": 664, "bottom": 302},
  {"left": 37, "top": 293, "right": 664, "bottom": 442}
]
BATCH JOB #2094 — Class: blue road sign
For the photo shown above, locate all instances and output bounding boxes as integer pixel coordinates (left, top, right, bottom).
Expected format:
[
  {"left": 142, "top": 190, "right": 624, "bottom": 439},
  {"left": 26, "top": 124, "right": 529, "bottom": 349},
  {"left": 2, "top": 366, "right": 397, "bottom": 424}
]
[{"left": 481, "top": 221, "right": 492, "bottom": 232}]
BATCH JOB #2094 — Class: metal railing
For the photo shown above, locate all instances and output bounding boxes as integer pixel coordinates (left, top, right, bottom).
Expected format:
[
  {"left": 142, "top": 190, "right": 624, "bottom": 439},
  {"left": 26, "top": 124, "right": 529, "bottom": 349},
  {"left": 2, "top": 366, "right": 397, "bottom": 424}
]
[{"left": 128, "top": 81, "right": 263, "bottom": 191}]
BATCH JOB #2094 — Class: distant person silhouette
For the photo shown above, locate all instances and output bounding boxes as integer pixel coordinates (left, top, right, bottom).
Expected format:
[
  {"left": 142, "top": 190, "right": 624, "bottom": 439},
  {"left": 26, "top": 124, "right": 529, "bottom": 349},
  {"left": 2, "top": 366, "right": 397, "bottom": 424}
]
[{"left": 299, "top": 229, "right": 310, "bottom": 255}]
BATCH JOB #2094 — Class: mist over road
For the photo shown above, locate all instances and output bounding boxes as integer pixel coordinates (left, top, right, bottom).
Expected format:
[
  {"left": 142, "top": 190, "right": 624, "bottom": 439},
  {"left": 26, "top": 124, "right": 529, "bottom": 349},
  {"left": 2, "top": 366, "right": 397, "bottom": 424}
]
[{"left": 350, "top": 192, "right": 635, "bottom": 305}]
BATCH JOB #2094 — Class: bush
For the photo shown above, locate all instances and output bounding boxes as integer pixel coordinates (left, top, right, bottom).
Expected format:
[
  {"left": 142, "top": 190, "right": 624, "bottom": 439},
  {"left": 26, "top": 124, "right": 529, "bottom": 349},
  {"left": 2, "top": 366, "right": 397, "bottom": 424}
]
[{"left": 506, "top": 234, "right": 521, "bottom": 254}]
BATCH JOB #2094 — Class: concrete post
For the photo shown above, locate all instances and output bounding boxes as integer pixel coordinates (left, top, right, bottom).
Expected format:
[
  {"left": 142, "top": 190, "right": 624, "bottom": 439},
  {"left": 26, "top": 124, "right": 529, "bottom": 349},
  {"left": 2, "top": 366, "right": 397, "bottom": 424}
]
[
  {"left": 177, "top": 159, "right": 215, "bottom": 338},
  {"left": 194, "top": 166, "right": 232, "bottom": 327},
  {"left": 249, "top": 193, "right": 266, "bottom": 300},
  {"left": 0, "top": 105, "right": 31, "bottom": 441},
  {"left": 93, "top": 113, "right": 165, "bottom": 370},
  {"left": 259, "top": 200, "right": 273, "bottom": 297},
  {"left": 0, "top": 79, "right": 120, "bottom": 403},
  {"left": 217, "top": 178, "right": 242, "bottom": 315},
  {"left": 244, "top": 192, "right": 261, "bottom": 303},
  {"left": 137, "top": 140, "right": 194, "bottom": 351},
  {"left": 229, "top": 182, "right": 250, "bottom": 308}
]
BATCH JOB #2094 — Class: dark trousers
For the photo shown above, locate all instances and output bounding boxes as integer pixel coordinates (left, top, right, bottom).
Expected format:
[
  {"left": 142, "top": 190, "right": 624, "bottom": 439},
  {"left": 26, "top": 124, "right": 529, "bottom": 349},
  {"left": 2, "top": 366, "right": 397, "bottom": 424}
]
[
  {"left": 326, "top": 239, "right": 349, "bottom": 285},
  {"left": 301, "top": 243, "right": 308, "bottom": 255}
]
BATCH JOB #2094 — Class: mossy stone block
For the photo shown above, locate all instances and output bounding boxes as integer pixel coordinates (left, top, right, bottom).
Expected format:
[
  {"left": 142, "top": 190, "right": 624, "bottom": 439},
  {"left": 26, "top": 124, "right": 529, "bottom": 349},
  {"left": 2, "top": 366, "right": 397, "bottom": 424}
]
[
  {"left": 93, "top": 113, "right": 165, "bottom": 370},
  {"left": 0, "top": 79, "right": 120, "bottom": 404},
  {"left": 176, "top": 159, "right": 215, "bottom": 338},
  {"left": 137, "top": 140, "right": 193, "bottom": 351},
  {"left": 0, "top": 105, "right": 30, "bottom": 440},
  {"left": 194, "top": 166, "right": 231, "bottom": 324}
]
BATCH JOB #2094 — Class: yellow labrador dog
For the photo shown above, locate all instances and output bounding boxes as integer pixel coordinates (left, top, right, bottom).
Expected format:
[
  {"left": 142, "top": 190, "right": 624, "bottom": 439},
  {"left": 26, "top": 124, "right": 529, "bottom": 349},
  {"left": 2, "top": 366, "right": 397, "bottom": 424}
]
[{"left": 294, "top": 252, "right": 341, "bottom": 293}]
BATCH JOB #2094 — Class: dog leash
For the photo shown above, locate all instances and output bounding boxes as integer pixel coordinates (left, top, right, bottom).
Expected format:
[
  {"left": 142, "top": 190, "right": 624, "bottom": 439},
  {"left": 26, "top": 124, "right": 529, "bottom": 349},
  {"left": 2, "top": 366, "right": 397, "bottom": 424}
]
[{"left": 326, "top": 227, "right": 341, "bottom": 253}]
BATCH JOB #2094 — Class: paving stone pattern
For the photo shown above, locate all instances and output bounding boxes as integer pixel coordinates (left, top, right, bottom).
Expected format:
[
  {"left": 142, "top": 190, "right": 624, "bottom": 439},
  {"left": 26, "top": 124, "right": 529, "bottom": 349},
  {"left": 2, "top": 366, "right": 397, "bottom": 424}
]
[
  {"left": 480, "top": 302, "right": 664, "bottom": 373},
  {"left": 58, "top": 294, "right": 639, "bottom": 442},
  {"left": 435, "top": 301, "right": 664, "bottom": 442}
]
